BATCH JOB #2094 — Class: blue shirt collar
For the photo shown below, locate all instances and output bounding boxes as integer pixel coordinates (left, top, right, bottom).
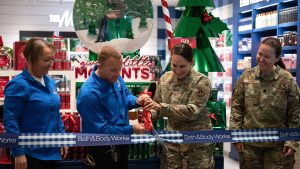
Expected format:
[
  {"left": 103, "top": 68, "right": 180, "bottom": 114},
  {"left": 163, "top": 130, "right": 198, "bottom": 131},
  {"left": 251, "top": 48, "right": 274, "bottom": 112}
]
[
  {"left": 21, "top": 68, "right": 51, "bottom": 88},
  {"left": 21, "top": 68, "right": 37, "bottom": 82},
  {"left": 92, "top": 65, "right": 114, "bottom": 90}
]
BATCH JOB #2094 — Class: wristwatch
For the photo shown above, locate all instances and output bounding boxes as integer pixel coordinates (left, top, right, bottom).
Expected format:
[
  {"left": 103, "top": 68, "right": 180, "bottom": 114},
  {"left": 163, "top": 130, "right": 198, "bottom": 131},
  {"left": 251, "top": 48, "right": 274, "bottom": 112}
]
[{"left": 159, "top": 103, "right": 169, "bottom": 116}]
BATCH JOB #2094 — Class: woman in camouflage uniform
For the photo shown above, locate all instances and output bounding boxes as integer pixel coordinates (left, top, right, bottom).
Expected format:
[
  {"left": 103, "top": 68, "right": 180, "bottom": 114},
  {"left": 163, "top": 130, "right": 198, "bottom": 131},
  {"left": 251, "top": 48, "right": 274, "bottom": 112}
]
[
  {"left": 146, "top": 43, "right": 214, "bottom": 169},
  {"left": 230, "top": 37, "right": 300, "bottom": 169}
]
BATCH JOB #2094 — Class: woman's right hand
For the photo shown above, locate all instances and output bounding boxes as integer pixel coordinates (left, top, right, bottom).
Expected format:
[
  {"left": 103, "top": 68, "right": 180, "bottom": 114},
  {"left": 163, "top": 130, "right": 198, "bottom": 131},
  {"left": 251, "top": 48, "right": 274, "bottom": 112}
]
[
  {"left": 132, "top": 124, "right": 146, "bottom": 134},
  {"left": 234, "top": 142, "right": 244, "bottom": 153},
  {"left": 15, "top": 155, "right": 27, "bottom": 169}
]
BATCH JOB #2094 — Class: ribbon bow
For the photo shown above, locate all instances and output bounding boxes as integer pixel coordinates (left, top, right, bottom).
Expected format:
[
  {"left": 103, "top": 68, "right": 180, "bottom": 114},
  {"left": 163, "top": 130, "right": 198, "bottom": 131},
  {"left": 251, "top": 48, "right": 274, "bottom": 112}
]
[
  {"left": 52, "top": 35, "right": 64, "bottom": 39},
  {"left": 202, "top": 12, "right": 213, "bottom": 23}
]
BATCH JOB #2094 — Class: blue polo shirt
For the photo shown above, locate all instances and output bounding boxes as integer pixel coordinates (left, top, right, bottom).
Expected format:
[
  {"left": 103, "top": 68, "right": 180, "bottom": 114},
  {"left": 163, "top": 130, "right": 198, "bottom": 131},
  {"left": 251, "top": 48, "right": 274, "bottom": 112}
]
[
  {"left": 4, "top": 69, "right": 64, "bottom": 160},
  {"left": 77, "top": 66, "right": 137, "bottom": 134}
]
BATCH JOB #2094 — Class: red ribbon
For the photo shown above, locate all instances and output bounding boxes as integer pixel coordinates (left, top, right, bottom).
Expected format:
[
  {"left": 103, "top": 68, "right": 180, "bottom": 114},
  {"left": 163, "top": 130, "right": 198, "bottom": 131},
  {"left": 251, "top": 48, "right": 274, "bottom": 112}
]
[
  {"left": 209, "top": 113, "right": 218, "bottom": 121},
  {"left": 62, "top": 113, "right": 76, "bottom": 124},
  {"left": 52, "top": 34, "right": 64, "bottom": 39},
  {"left": 139, "top": 92, "right": 153, "bottom": 132}
]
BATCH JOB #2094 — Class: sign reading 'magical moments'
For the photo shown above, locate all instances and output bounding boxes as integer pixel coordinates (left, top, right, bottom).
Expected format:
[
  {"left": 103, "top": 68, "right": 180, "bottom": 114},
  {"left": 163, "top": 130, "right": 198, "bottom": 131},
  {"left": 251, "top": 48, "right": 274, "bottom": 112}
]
[{"left": 74, "top": 55, "right": 161, "bottom": 83}]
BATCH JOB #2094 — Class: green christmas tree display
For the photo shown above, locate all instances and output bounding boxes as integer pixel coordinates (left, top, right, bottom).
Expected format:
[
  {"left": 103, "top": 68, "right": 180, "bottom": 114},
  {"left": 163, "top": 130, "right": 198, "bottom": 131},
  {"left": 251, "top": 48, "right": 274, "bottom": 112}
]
[{"left": 173, "top": 0, "right": 229, "bottom": 73}]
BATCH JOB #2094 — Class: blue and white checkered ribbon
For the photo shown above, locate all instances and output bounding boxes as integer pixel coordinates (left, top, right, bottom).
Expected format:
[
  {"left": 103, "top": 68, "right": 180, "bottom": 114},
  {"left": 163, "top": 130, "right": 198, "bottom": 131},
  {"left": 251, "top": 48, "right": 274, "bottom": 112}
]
[
  {"left": 1, "top": 128, "right": 300, "bottom": 148},
  {"left": 18, "top": 133, "right": 76, "bottom": 148}
]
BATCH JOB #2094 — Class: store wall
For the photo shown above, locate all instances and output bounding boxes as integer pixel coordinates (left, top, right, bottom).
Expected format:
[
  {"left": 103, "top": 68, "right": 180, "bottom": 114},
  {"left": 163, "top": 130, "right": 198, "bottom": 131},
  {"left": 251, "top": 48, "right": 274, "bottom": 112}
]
[
  {"left": 0, "top": 0, "right": 179, "bottom": 56},
  {"left": 0, "top": 1, "right": 74, "bottom": 47}
]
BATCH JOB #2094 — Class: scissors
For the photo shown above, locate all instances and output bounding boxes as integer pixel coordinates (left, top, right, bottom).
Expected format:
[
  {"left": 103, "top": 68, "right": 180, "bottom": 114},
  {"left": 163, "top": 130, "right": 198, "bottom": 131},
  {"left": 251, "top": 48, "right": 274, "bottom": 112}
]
[{"left": 140, "top": 92, "right": 168, "bottom": 152}]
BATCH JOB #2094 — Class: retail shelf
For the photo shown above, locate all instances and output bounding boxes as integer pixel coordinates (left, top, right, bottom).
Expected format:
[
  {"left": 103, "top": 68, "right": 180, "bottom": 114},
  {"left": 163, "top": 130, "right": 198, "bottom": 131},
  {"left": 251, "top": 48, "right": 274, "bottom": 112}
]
[
  {"left": 0, "top": 70, "right": 21, "bottom": 77},
  {"left": 253, "top": 26, "right": 277, "bottom": 33},
  {"left": 0, "top": 70, "right": 74, "bottom": 77},
  {"left": 60, "top": 109, "right": 73, "bottom": 112},
  {"left": 278, "top": 22, "right": 298, "bottom": 28},
  {"left": 289, "top": 69, "right": 297, "bottom": 73},
  {"left": 238, "top": 50, "right": 251, "bottom": 55},
  {"left": 212, "top": 76, "right": 232, "bottom": 81},
  {"left": 279, "top": 0, "right": 297, "bottom": 4},
  {"left": 68, "top": 51, "right": 89, "bottom": 55},
  {"left": 233, "top": 0, "right": 300, "bottom": 86},
  {"left": 238, "top": 30, "right": 252, "bottom": 35},
  {"left": 48, "top": 70, "right": 74, "bottom": 76},
  {"left": 237, "top": 70, "right": 244, "bottom": 74},
  {"left": 282, "top": 46, "right": 297, "bottom": 51},
  {"left": 224, "top": 91, "right": 233, "bottom": 95}
]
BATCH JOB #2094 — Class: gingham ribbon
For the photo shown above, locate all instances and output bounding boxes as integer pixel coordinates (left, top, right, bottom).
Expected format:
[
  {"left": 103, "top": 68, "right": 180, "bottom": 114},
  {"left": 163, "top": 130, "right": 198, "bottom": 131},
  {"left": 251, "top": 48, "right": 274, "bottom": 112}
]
[{"left": 1, "top": 128, "right": 300, "bottom": 148}]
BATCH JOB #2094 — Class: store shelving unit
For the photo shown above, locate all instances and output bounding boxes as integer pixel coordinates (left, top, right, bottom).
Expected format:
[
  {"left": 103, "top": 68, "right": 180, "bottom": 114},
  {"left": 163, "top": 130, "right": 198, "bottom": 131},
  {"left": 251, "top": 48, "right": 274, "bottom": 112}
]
[
  {"left": 233, "top": 0, "right": 300, "bottom": 87},
  {"left": 0, "top": 70, "right": 76, "bottom": 112},
  {"left": 231, "top": 0, "right": 300, "bottom": 160}
]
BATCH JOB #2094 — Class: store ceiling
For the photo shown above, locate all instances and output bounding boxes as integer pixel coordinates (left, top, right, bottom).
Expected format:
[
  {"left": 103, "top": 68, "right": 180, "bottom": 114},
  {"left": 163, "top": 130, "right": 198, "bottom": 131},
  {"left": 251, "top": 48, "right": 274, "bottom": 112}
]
[{"left": 20, "top": 0, "right": 179, "bottom": 6}]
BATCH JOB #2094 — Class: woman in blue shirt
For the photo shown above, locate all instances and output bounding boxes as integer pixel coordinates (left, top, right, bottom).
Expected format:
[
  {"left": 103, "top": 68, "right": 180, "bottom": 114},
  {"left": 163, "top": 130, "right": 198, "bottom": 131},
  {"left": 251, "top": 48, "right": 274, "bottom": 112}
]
[{"left": 4, "top": 38, "right": 67, "bottom": 169}]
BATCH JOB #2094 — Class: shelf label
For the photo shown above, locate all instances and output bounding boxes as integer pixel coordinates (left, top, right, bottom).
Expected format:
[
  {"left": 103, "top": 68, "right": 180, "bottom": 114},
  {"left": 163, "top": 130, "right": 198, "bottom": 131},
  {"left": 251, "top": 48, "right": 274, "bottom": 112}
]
[
  {"left": 240, "top": 0, "right": 268, "bottom": 7},
  {"left": 49, "top": 10, "right": 74, "bottom": 28}
]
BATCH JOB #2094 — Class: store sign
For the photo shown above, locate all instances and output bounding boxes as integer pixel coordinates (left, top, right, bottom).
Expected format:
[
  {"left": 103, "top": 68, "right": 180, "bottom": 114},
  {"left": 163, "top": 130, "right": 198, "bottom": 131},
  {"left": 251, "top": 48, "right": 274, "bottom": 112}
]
[
  {"left": 74, "top": 55, "right": 156, "bottom": 83},
  {"left": 122, "top": 55, "right": 152, "bottom": 83},
  {"left": 74, "top": 61, "right": 96, "bottom": 82},
  {"left": 168, "top": 38, "right": 197, "bottom": 50},
  {"left": 49, "top": 10, "right": 73, "bottom": 27},
  {"left": 240, "top": 0, "right": 270, "bottom": 7}
]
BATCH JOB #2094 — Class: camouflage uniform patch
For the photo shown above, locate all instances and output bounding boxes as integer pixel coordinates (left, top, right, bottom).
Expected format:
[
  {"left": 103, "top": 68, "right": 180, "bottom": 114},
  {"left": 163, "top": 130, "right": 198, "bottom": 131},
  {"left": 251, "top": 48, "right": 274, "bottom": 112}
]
[{"left": 197, "top": 90, "right": 206, "bottom": 98}]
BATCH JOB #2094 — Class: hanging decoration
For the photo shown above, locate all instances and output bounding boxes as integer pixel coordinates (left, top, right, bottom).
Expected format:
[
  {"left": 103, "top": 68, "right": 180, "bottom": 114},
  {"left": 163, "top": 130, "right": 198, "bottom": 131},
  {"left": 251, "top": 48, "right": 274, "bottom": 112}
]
[
  {"left": 73, "top": 0, "right": 154, "bottom": 53},
  {"left": 173, "top": 0, "right": 229, "bottom": 73}
]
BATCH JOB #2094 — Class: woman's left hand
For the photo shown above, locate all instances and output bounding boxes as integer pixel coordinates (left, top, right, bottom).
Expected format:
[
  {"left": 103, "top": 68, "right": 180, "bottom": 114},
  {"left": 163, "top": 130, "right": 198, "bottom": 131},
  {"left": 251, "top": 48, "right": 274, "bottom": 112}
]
[
  {"left": 143, "top": 100, "right": 161, "bottom": 112},
  {"left": 282, "top": 146, "right": 294, "bottom": 156},
  {"left": 61, "top": 147, "right": 69, "bottom": 159}
]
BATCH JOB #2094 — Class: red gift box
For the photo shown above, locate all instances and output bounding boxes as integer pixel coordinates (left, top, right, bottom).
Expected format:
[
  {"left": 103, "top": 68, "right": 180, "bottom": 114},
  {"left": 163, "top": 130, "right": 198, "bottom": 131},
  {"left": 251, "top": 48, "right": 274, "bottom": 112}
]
[
  {"left": 73, "top": 113, "right": 81, "bottom": 133},
  {"left": 53, "top": 40, "right": 61, "bottom": 50},
  {"left": 13, "top": 41, "right": 27, "bottom": 70},
  {"left": 0, "top": 76, "right": 9, "bottom": 98},
  {"left": 63, "top": 61, "right": 71, "bottom": 70},
  {"left": 54, "top": 61, "right": 62, "bottom": 70},
  {"left": 0, "top": 121, "right": 11, "bottom": 164},
  {"left": 62, "top": 112, "right": 76, "bottom": 132},
  {"left": 60, "top": 51, "right": 67, "bottom": 60}
]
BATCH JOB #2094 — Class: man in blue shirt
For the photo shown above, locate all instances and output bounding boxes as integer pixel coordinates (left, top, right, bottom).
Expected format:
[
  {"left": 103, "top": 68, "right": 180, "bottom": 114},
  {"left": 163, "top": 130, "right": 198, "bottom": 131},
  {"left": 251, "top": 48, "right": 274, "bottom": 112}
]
[{"left": 77, "top": 45, "right": 149, "bottom": 169}]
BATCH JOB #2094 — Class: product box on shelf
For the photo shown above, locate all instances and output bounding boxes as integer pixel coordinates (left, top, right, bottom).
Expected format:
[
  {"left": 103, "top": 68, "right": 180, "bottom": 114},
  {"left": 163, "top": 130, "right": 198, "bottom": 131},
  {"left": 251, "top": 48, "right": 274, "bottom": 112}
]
[
  {"left": 0, "top": 118, "right": 11, "bottom": 165},
  {"left": 0, "top": 48, "right": 12, "bottom": 70},
  {"left": 0, "top": 77, "right": 9, "bottom": 98},
  {"left": 61, "top": 112, "right": 86, "bottom": 161},
  {"left": 208, "top": 101, "right": 226, "bottom": 129},
  {"left": 13, "top": 41, "right": 27, "bottom": 70}
]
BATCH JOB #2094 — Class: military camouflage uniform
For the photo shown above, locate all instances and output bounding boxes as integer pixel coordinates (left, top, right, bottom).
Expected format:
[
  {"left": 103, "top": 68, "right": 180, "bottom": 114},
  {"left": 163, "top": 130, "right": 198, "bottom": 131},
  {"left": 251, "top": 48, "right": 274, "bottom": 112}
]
[
  {"left": 152, "top": 70, "right": 214, "bottom": 169},
  {"left": 230, "top": 66, "right": 300, "bottom": 169}
]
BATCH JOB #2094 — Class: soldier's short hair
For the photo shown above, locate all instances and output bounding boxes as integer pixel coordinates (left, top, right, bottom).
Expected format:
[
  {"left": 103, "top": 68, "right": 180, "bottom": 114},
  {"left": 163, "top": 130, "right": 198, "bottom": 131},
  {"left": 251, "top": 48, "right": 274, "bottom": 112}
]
[
  {"left": 261, "top": 37, "right": 282, "bottom": 58},
  {"left": 261, "top": 37, "right": 285, "bottom": 69},
  {"left": 171, "top": 43, "right": 193, "bottom": 63}
]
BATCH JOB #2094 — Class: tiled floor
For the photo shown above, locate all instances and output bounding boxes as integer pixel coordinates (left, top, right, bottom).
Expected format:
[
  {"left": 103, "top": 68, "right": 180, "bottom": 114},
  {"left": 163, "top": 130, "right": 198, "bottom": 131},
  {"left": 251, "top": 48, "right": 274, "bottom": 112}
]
[{"left": 224, "top": 153, "right": 239, "bottom": 169}]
